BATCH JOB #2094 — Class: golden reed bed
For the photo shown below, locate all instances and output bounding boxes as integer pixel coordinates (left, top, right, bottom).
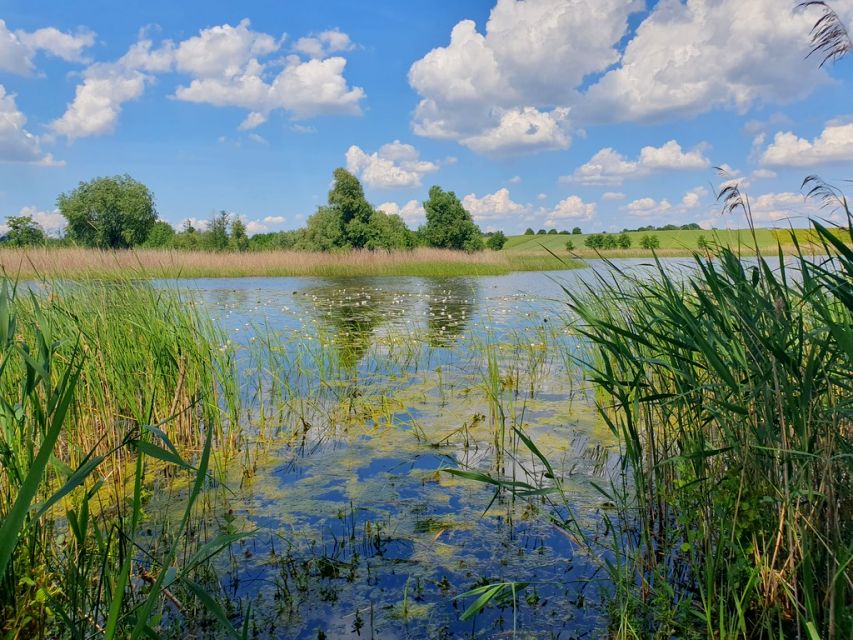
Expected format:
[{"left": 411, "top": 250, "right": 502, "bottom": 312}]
[{"left": 0, "top": 247, "right": 578, "bottom": 279}]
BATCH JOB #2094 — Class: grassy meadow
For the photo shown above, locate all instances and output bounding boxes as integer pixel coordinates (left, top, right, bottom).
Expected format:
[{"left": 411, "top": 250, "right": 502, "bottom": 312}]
[
  {"left": 504, "top": 227, "right": 832, "bottom": 256},
  {"left": 0, "top": 246, "right": 581, "bottom": 279}
]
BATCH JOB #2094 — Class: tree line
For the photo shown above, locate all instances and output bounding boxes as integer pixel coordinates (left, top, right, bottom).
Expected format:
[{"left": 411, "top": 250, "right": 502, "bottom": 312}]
[{"left": 2, "top": 169, "right": 509, "bottom": 252}]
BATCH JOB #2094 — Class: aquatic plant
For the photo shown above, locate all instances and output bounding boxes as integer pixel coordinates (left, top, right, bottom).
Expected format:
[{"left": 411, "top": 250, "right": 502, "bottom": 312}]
[{"left": 564, "top": 199, "right": 852, "bottom": 637}]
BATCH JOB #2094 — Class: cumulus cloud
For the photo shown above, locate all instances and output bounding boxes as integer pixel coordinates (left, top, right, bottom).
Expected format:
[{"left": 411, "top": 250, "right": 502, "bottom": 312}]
[
  {"left": 346, "top": 141, "right": 439, "bottom": 189},
  {"left": 761, "top": 123, "right": 853, "bottom": 167},
  {"left": 0, "top": 85, "right": 62, "bottom": 165},
  {"left": 376, "top": 199, "right": 426, "bottom": 226},
  {"left": 681, "top": 186, "right": 708, "bottom": 209},
  {"left": 0, "top": 19, "right": 95, "bottom": 74},
  {"left": 50, "top": 61, "right": 150, "bottom": 140},
  {"left": 542, "top": 195, "right": 596, "bottom": 226},
  {"left": 565, "top": 140, "right": 710, "bottom": 185},
  {"left": 579, "top": 0, "right": 846, "bottom": 122},
  {"left": 0, "top": 206, "right": 66, "bottom": 235},
  {"left": 602, "top": 191, "right": 625, "bottom": 201},
  {"left": 408, "top": 0, "right": 639, "bottom": 155},
  {"left": 51, "top": 19, "right": 365, "bottom": 139},
  {"left": 409, "top": 0, "right": 842, "bottom": 155},
  {"left": 460, "top": 106, "right": 570, "bottom": 156},
  {"left": 293, "top": 29, "right": 355, "bottom": 59},
  {"left": 171, "top": 20, "right": 364, "bottom": 121},
  {"left": 462, "top": 188, "right": 529, "bottom": 221},
  {"left": 625, "top": 197, "right": 672, "bottom": 217}
]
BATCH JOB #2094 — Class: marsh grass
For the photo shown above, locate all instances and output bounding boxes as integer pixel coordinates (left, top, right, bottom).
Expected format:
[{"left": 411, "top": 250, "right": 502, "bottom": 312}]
[
  {"left": 0, "top": 278, "right": 248, "bottom": 638},
  {"left": 0, "top": 247, "right": 580, "bottom": 279},
  {"left": 563, "top": 210, "right": 853, "bottom": 637}
]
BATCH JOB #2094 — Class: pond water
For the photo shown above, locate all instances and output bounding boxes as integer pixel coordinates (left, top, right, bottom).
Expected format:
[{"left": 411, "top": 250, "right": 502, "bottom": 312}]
[{"left": 151, "top": 259, "right": 688, "bottom": 639}]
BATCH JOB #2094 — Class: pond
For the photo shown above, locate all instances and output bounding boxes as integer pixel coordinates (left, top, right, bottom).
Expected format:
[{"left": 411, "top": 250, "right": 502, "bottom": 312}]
[{"left": 150, "top": 259, "right": 688, "bottom": 639}]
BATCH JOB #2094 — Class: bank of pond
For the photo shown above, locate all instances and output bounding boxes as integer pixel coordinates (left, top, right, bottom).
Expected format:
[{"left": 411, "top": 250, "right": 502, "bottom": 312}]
[{"left": 0, "top": 222, "right": 850, "bottom": 639}]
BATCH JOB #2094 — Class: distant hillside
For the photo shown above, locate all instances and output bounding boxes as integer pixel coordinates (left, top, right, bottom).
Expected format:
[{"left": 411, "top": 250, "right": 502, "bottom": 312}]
[{"left": 503, "top": 228, "right": 827, "bottom": 254}]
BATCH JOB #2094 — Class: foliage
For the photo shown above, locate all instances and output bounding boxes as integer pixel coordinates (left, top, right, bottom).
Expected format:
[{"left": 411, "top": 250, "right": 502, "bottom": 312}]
[
  {"left": 421, "top": 185, "right": 484, "bottom": 251},
  {"left": 485, "top": 231, "right": 507, "bottom": 250},
  {"left": 57, "top": 175, "right": 157, "bottom": 248},
  {"left": 3, "top": 215, "right": 46, "bottom": 246},
  {"left": 616, "top": 232, "right": 631, "bottom": 249},
  {"left": 547, "top": 229, "right": 558, "bottom": 235},
  {"left": 565, "top": 239, "right": 574, "bottom": 251},
  {"left": 142, "top": 220, "right": 176, "bottom": 248},
  {"left": 571, "top": 227, "right": 582, "bottom": 235},
  {"left": 565, "top": 212, "right": 853, "bottom": 638},
  {"left": 639, "top": 234, "right": 660, "bottom": 249},
  {"left": 524, "top": 228, "right": 535, "bottom": 235},
  {"left": 230, "top": 218, "right": 249, "bottom": 251}
]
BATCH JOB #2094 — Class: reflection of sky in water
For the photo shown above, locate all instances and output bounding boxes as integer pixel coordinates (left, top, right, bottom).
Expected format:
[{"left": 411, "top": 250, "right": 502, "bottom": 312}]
[{"left": 149, "top": 260, "right": 690, "bottom": 638}]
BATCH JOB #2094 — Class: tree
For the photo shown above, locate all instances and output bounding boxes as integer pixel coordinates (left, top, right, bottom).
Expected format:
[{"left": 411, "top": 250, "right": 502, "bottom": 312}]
[
  {"left": 617, "top": 232, "right": 632, "bottom": 249},
  {"left": 3, "top": 215, "right": 46, "bottom": 246},
  {"left": 640, "top": 234, "right": 660, "bottom": 250},
  {"left": 565, "top": 239, "right": 575, "bottom": 251},
  {"left": 57, "top": 175, "right": 157, "bottom": 248},
  {"left": 697, "top": 234, "right": 709, "bottom": 250},
  {"left": 486, "top": 230, "right": 507, "bottom": 250},
  {"left": 584, "top": 234, "right": 605, "bottom": 249},
  {"left": 547, "top": 228, "right": 558, "bottom": 235},
  {"left": 572, "top": 227, "right": 582, "bottom": 235},
  {"left": 602, "top": 234, "right": 618, "bottom": 249},
  {"left": 206, "top": 211, "right": 231, "bottom": 251},
  {"left": 524, "top": 228, "right": 535, "bottom": 235},
  {"left": 231, "top": 218, "right": 248, "bottom": 251},
  {"left": 143, "top": 221, "right": 176, "bottom": 248},
  {"left": 421, "top": 186, "right": 484, "bottom": 251},
  {"left": 537, "top": 229, "right": 547, "bottom": 235}
]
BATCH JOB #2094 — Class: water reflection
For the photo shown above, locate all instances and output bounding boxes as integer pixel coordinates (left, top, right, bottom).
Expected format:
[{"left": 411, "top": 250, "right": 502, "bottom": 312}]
[
  {"left": 298, "top": 282, "right": 396, "bottom": 369},
  {"left": 425, "top": 278, "right": 477, "bottom": 347}
]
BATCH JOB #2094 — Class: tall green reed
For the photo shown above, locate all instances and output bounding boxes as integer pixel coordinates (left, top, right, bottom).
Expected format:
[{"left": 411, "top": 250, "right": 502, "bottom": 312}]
[
  {"left": 565, "top": 204, "right": 852, "bottom": 638},
  {"left": 0, "top": 278, "right": 249, "bottom": 638}
]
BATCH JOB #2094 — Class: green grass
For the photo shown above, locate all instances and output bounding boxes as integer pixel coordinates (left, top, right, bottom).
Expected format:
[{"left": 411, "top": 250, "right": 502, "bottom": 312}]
[
  {"left": 504, "top": 228, "right": 818, "bottom": 254},
  {"left": 0, "top": 279, "right": 247, "bottom": 638}
]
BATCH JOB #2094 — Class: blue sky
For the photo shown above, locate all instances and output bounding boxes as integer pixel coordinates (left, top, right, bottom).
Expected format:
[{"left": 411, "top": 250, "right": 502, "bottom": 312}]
[{"left": 2, "top": 0, "right": 853, "bottom": 236}]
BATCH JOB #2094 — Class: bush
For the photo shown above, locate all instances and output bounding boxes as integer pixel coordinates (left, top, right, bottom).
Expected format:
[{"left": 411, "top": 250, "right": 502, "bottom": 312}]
[
  {"left": 485, "top": 231, "right": 507, "bottom": 250},
  {"left": 640, "top": 234, "right": 660, "bottom": 249}
]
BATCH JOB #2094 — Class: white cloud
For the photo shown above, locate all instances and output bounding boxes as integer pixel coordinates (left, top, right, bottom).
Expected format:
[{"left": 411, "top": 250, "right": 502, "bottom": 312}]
[
  {"left": 625, "top": 197, "right": 672, "bottom": 217},
  {"left": 293, "top": 29, "right": 355, "bottom": 59},
  {"left": 408, "top": 0, "right": 640, "bottom": 154},
  {"left": 52, "top": 20, "right": 364, "bottom": 139},
  {"left": 761, "top": 123, "right": 853, "bottom": 167},
  {"left": 537, "top": 192, "right": 547, "bottom": 201},
  {"left": 50, "top": 61, "right": 149, "bottom": 140},
  {"left": 0, "top": 19, "right": 95, "bottom": 74},
  {"left": 0, "top": 85, "right": 62, "bottom": 165},
  {"left": 746, "top": 192, "right": 824, "bottom": 225},
  {"left": 681, "top": 186, "right": 708, "bottom": 209},
  {"left": 543, "top": 195, "right": 596, "bottom": 226},
  {"left": 462, "top": 188, "right": 529, "bottom": 221},
  {"left": 376, "top": 199, "right": 426, "bottom": 226},
  {"left": 580, "top": 0, "right": 847, "bottom": 123},
  {"left": 263, "top": 215, "right": 286, "bottom": 225},
  {"left": 247, "top": 133, "right": 267, "bottom": 144},
  {"left": 752, "top": 168, "right": 777, "bottom": 179},
  {"left": 601, "top": 191, "right": 625, "bottom": 201},
  {"left": 172, "top": 21, "right": 364, "bottom": 121},
  {"left": 461, "top": 106, "right": 570, "bottom": 156},
  {"left": 0, "top": 206, "right": 66, "bottom": 236},
  {"left": 566, "top": 140, "right": 710, "bottom": 185},
  {"left": 173, "top": 19, "right": 279, "bottom": 78},
  {"left": 508, "top": 175, "right": 522, "bottom": 184},
  {"left": 346, "top": 141, "right": 439, "bottom": 189},
  {"left": 239, "top": 111, "right": 267, "bottom": 130}
]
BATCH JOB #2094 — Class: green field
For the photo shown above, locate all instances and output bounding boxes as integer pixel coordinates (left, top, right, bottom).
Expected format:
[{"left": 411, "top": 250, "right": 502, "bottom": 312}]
[{"left": 504, "top": 228, "right": 795, "bottom": 253}]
